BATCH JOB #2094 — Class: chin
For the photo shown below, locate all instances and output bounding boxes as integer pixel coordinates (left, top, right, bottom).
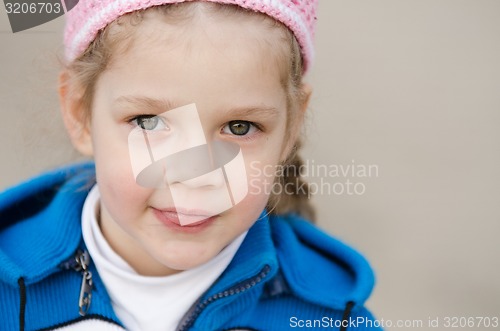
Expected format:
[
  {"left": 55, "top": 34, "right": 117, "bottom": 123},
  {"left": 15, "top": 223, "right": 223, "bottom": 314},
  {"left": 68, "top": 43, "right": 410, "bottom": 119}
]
[
  {"left": 158, "top": 248, "right": 214, "bottom": 270},
  {"left": 163, "top": 259, "right": 203, "bottom": 272}
]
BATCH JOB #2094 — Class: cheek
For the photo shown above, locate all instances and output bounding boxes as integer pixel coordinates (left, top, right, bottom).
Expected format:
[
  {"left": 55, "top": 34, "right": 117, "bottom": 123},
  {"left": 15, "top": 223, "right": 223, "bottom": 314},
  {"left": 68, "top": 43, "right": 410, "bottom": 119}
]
[
  {"left": 243, "top": 137, "right": 285, "bottom": 199},
  {"left": 231, "top": 182, "right": 270, "bottom": 230},
  {"left": 93, "top": 134, "right": 151, "bottom": 219},
  {"left": 245, "top": 157, "right": 280, "bottom": 203},
  {"left": 97, "top": 165, "right": 150, "bottom": 216}
]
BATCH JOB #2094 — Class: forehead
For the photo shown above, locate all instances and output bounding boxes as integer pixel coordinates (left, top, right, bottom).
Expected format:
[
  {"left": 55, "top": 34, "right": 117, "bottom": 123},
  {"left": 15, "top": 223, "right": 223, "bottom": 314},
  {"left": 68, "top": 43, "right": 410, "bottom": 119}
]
[
  {"left": 113, "top": 7, "right": 288, "bottom": 70},
  {"left": 100, "top": 8, "right": 288, "bottom": 109}
]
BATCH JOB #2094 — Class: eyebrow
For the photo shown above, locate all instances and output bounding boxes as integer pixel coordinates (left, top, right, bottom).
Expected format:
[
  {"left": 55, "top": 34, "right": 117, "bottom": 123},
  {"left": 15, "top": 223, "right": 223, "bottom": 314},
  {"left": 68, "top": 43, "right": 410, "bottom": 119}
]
[
  {"left": 222, "top": 106, "right": 280, "bottom": 120},
  {"left": 113, "top": 96, "right": 181, "bottom": 114},
  {"left": 114, "top": 95, "right": 280, "bottom": 118}
]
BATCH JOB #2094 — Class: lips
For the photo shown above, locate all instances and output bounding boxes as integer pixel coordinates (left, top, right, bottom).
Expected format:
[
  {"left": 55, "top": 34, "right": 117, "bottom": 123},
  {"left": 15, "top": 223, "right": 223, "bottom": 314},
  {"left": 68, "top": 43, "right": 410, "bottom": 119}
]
[{"left": 152, "top": 207, "right": 218, "bottom": 231}]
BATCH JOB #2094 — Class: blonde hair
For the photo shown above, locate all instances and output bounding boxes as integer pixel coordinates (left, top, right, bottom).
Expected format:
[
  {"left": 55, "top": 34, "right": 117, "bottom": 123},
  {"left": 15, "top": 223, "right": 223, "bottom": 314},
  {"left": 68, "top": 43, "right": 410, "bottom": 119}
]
[{"left": 63, "top": 2, "right": 315, "bottom": 221}]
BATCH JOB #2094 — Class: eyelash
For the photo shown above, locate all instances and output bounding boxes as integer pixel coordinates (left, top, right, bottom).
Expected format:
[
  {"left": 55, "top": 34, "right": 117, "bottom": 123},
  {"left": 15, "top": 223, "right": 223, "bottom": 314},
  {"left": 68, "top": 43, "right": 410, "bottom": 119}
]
[
  {"left": 221, "top": 120, "right": 263, "bottom": 141},
  {"left": 128, "top": 115, "right": 152, "bottom": 125},
  {"left": 128, "top": 115, "right": 263, "bottom": 140},
  {"left": 128, "top": 115, "right": 165, "bottom": 129}
]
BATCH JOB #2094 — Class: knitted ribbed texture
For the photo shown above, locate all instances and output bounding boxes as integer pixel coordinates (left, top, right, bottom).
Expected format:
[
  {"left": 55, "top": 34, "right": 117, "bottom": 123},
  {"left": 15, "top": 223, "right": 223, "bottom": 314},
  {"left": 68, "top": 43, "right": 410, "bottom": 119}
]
[
  {"left": 0, "top": 283, "right": 19, "bottom": 328},
  {"left": 23, "top": 263, "right": 122, "bottom": 330},
  {"left": 0, "top": 163, "right": 94, "bottom": 286},
  {"left": 63, "top": 0, "right": 319, "bottom": 73}
]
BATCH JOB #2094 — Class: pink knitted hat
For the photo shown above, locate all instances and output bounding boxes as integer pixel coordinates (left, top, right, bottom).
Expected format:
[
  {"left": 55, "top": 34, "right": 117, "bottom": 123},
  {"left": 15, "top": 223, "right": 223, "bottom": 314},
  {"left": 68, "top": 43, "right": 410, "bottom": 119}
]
[{"left": 64, "top": 0, "right": 319, "bottom": 73}]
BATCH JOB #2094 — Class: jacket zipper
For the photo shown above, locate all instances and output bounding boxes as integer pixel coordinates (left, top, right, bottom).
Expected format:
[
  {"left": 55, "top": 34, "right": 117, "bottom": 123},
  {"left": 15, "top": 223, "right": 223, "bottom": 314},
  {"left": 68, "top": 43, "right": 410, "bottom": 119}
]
[
  {"left": 176, "top": 264, "right": 271, "bottom": 331},
  {"left": 59, "top": 249, "right": 93, "bottom": 316}
]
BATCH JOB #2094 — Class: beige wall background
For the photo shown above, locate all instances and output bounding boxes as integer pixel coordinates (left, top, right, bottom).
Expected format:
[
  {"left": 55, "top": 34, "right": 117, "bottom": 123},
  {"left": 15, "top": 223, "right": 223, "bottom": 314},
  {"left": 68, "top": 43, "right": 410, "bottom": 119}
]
[{"left": 1, "top": 1, "right": 499, "bottom": 330}]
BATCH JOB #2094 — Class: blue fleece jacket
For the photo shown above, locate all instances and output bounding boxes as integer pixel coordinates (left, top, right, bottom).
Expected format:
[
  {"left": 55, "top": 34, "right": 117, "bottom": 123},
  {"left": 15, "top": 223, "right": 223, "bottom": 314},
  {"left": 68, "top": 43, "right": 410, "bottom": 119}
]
[{"left": 0, "top": 163, "right": 381, "bottom": 331}]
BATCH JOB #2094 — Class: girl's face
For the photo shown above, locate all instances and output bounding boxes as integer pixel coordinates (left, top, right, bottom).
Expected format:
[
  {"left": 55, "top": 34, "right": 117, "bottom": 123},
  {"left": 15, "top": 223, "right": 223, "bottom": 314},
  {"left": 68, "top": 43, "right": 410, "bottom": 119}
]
[{"left": 70, "top": 12, "right": 301, "bottom": 276}]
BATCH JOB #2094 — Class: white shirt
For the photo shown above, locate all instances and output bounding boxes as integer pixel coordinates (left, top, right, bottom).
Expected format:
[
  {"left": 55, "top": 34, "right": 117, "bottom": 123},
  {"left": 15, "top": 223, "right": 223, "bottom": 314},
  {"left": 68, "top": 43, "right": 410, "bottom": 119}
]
[{"left": 79, "top": 185, "right": 246, "bottom": 331}]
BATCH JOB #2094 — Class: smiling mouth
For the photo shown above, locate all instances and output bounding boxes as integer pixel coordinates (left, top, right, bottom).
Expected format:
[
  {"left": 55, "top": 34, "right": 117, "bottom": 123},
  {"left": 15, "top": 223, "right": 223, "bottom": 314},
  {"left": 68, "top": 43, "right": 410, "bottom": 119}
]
[{"left": 153, "top": 207, "right": 218, "bottom": 228}]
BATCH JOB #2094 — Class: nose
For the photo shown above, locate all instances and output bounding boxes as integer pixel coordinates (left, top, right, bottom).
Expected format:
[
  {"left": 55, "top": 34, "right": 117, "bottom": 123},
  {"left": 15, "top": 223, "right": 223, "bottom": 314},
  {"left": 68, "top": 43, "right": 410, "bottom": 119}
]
[
  {"left": 162, "top": 144, "right": 225, "bottom": 189},
  {"left": 163, "top": 141, "right": 246, "bottom": 217},
  {"left": 174, "top": 168, "right": 226, "bottom": 189}
]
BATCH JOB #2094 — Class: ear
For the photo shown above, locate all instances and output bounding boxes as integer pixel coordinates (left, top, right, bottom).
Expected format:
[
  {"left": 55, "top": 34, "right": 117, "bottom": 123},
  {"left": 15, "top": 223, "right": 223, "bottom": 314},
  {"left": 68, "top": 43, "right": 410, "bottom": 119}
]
[
  {"left": 58, "top": 71, "right": 94, "bottom": 156},
  {"left": 280, "top": 83, "right": 312, "bottom": 162}
]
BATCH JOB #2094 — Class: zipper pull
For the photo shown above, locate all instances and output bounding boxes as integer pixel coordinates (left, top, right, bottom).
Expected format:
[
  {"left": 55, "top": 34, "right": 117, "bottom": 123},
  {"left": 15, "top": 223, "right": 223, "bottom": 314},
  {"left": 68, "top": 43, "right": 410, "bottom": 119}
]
[
  {"left": 79, "top": 270, "right": 93, "bottom": 316},
  {"left": 60, "top": 250, "right": 94, "bottom": 316},
  {"left": 75, "top": 250, "right": 93, "bottom": 316}
]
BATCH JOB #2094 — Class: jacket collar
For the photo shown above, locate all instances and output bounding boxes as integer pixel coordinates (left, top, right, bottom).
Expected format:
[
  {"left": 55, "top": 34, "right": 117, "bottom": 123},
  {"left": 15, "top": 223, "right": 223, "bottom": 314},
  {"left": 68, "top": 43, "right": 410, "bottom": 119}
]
[
  {"left": 270, "top": 214, "right": 375, "bottom": 310},
  {"left": 207, "top": 212, "right": 279, "bottom": 296},
  {"left": 0, "top": 163, "right": 95, "bottom": 286}
]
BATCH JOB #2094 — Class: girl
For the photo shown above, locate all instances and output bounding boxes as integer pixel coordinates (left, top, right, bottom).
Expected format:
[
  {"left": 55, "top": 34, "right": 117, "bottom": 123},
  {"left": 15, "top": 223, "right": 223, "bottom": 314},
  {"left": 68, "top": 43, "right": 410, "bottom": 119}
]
[{"left": 0, "top": 1, "right": 381, "bottom": 330}]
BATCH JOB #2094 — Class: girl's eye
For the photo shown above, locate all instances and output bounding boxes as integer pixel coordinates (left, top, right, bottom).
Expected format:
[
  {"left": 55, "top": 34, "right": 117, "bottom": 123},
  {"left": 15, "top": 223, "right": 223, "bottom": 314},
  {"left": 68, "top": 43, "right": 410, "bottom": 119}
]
[
  {"left": 223, "top": 120, "right": 256, "bottom": 136},
  {"left": 131, "top": 116, "right": 167, "bottom": 131}
]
